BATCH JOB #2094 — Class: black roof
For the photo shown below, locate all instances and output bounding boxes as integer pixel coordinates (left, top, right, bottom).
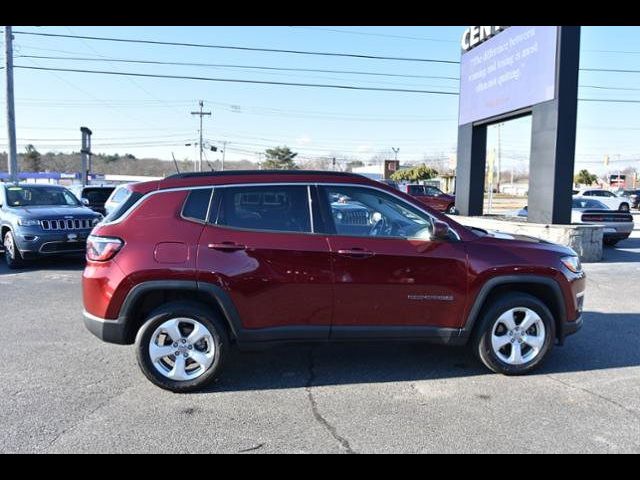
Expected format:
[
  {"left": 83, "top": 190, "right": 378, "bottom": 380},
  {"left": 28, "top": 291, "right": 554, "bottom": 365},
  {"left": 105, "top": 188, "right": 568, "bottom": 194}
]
[{"left": 165, "top": 170, "right": 365, "bottom": 180}]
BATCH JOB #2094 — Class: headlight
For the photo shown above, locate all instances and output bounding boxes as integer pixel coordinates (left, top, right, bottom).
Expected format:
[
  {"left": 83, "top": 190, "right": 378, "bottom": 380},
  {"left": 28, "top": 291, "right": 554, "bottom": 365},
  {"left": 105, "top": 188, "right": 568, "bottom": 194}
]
[
  {"left": 561, "top": 255, "right": 582, "bottom": 274},
  {"left": 17, "top": 219, "right": 40, "bottom": 227}
]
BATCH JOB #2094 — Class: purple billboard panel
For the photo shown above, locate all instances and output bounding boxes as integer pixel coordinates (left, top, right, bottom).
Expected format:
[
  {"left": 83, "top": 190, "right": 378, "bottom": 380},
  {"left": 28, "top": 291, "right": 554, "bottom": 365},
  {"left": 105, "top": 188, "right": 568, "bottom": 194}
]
[{"left": 458, "top": 26, "right": 558, "bottom": 125}]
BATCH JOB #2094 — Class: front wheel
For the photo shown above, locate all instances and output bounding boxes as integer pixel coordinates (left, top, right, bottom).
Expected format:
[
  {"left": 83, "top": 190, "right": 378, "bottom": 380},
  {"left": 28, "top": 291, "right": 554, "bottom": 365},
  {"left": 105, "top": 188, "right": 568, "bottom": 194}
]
[
  {"left": 473, "top": 293, "right": 555, "bottom": 375},
  {"left": 4, "top": 231, "right": 25, "bottom": 269},
  {"left": 135, "top": 301, "right": 229, "bottom": 392}
]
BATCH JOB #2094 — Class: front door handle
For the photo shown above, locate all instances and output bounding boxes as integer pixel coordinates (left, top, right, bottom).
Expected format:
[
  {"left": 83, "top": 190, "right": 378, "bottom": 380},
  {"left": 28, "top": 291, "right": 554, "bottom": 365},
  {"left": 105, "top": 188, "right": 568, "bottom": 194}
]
[
  {"left": 337, "top": 248, "right": 375, "bottom": 259},
  {"left": 208, "top": 242, "right": 246, "bottom": 251}
]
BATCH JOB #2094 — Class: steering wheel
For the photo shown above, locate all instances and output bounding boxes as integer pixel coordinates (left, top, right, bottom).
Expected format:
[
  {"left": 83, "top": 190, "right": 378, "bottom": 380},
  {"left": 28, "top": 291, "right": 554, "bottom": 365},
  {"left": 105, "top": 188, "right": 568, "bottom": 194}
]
[{"left": 369, "top": 216, "right": 389, "bottom": 237}]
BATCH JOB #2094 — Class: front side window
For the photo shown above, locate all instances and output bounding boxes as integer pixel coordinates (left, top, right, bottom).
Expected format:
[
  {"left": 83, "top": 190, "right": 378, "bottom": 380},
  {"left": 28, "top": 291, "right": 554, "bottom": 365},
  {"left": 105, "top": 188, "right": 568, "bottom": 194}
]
[
  {"left": 320, "top": 185, "right": 434, "bottom": 240},
  {"left": 211, "top": 185, "right": 312, "bottom": 233},
  {"left": 5, "top": 186, "right": 79, "bottom": 207}
]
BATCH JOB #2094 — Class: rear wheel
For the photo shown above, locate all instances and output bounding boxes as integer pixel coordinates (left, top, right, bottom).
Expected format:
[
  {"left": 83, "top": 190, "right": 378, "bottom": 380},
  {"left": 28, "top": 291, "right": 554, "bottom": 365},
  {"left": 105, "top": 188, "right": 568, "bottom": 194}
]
[
  {"left": 3, "top": 231, "right": 25, "bottom": 269},
  {"left": 135, "top": 301, "right": 228, "bottom": 392},
  {"left": 446, "top": 204, "right": 457, "bottom": 215},
  {"left": 473, "top": 293, "right": 555, "bottom": 375},
  {"left": 619, "top": 203, "right": 630, "bottom": 212}
]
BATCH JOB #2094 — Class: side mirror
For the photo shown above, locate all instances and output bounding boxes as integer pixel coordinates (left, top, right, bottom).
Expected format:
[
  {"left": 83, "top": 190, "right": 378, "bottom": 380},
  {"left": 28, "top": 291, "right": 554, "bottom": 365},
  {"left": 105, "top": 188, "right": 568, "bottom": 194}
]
[
  {"left": 81, "top": 198, "right": 90, "bottom": 206},
  {"left": 432, "top": 220, "right": 450, "bottom": 241}
]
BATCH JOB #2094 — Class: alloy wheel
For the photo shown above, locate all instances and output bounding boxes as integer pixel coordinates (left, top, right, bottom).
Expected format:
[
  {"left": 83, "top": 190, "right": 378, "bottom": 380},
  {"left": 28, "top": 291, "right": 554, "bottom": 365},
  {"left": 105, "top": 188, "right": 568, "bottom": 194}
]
[
  {"left": 148, "top": 318, "right": 215, "bottom": 382},
  {"left": 490, "top": 307, "right": 546, "bottom": 366}
]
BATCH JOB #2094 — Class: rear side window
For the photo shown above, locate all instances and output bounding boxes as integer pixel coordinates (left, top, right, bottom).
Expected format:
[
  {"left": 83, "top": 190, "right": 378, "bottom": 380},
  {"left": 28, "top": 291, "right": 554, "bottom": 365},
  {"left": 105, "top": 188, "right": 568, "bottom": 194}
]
[
  {"left": 407, "top": 185, "right": 426, "bottom": 195},
  {"left": 212, "top": 185, "right": 311, "bottom": 233},
  {"left": 182, "top": 188, "right": 213, "bottom": 222},
  {"left": 103, "top": 189, "right": 141, "bottom": 223},
  {"left": 111, "top": 187, "right": 131, "bottom": 203}
]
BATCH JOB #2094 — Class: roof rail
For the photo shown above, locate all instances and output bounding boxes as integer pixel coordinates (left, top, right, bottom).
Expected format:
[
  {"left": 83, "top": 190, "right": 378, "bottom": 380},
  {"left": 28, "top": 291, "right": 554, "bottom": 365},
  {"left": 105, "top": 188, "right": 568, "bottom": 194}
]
[{"left": 164, "top": 170, "right": 365, "bottom": 180}]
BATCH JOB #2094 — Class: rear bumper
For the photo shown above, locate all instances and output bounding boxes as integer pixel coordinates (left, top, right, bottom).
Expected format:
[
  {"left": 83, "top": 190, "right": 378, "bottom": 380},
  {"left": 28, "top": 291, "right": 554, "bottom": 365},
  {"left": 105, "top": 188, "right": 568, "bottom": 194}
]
[{"left": 83, "top": 310, "right": 129, "bottom": 344}]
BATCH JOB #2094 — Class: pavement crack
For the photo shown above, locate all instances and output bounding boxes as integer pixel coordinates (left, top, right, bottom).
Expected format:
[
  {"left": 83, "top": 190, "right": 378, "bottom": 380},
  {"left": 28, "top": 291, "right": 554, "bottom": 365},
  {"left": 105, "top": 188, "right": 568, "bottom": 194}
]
[
  {"left": 305, "top": 347, "right": 356, "bottom": 454},
  {"left": 546, "top": 374, "right": 640, "bottom": 421},
  {"left": 238, "top": 443, "right": 265, "bottom": 453},
  {"left": 43, "top": 383, "right": 136, "bottom": 452}
]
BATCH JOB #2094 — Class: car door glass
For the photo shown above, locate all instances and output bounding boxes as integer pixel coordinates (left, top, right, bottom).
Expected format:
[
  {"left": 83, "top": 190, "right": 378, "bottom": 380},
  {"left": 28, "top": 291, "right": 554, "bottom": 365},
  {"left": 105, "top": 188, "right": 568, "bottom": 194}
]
[
  {"left": 425, "top": 186, "right": 441, "bottom": 197},
  {"left": 407, "top": 185, "right": 426, "bottom": 196},
  {"left": 212, "top": 185, "right": 311, "bottom": 233},
  {"left": 320, "top": 185, "right": 434, "bottom": 240}
]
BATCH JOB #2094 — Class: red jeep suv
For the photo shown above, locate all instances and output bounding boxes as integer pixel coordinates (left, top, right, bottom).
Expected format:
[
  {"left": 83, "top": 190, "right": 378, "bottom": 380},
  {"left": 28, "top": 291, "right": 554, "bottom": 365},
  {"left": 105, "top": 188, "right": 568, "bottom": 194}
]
[{"left": 83, "top": 171, "right": 585, "bottom": 392}]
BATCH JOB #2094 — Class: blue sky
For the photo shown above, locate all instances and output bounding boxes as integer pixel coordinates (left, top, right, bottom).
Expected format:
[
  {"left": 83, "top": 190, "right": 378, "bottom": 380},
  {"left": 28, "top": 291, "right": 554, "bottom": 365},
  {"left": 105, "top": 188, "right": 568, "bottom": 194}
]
[{"left": 1, "top": 25, "right": 639, "bottom": 175}]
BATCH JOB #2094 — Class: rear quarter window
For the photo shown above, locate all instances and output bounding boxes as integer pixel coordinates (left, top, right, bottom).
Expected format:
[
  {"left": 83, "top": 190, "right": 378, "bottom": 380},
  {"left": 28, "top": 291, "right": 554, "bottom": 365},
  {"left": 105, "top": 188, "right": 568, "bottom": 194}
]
[{"left": 181, "top": 189, "right": 213, "bottom": 222}]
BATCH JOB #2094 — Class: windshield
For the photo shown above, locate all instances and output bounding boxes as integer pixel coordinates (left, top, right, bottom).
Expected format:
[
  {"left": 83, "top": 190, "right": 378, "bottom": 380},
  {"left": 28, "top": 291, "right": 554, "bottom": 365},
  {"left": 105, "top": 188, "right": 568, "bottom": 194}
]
[
  {"left": 5, "top": 186, "right": 80, "bottom": 207},
  {"left": 82, "top": 188, "right": 115, "bottom": 204}
]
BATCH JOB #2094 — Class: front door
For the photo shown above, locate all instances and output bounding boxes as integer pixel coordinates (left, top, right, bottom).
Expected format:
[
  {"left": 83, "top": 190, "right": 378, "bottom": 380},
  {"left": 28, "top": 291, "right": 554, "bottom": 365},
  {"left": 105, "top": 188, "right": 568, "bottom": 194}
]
[
  {"left": 197, "top": 184, "right": 333, "bottom": 339},
  {"left": 317, "top": 185, "right": 468, "bottom": 334}
]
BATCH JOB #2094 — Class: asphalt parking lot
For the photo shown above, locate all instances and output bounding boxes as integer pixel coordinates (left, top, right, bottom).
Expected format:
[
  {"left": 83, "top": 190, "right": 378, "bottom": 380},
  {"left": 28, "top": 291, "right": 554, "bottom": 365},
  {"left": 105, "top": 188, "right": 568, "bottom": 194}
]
[{"left": 1, "top": 219, "right": 639, "bottom": 453}]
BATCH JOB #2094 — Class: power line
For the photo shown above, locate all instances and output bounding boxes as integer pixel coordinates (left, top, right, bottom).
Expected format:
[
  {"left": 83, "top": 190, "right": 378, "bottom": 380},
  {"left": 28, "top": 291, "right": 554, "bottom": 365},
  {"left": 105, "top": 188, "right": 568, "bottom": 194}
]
[
  {"left": 288, "top": 26, "right": 459, "bottom": 43},
  {"left": 15, "top": 54, "right": 461, "bottom": 81},
  {"left": 13, "top": 65, "right": 461, "bottom": 95},
  {"left": 12, "top": 30, "right": 460, "bottom": 64}
]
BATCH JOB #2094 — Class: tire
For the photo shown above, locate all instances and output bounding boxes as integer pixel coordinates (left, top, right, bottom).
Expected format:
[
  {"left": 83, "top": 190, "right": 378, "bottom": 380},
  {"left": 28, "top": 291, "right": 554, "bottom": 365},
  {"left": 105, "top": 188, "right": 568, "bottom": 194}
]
[
  {"left": 619, "top": 203, "right": 630, "bottom": 212},
  {"left": 472, "top": 292, "right": 555, "bottom": 375},
  {"left": 3, "top": 230, "right": 25, "bottom": 270},
  {"left": 135, "top": 301, "right": 229, "bottom": 393},
  {"left": 604, "top": 239, "right": 620, "bottom": 247},
  {"left": 446, "top": 204, "right": 457, "bottom": 215}
]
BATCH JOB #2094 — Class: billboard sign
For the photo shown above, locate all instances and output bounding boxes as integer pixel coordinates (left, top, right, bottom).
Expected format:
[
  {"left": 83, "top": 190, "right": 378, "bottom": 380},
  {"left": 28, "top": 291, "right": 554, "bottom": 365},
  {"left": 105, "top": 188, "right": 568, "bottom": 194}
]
[{"left": 459, "top": 26, "right": 558, "bottom": 125}]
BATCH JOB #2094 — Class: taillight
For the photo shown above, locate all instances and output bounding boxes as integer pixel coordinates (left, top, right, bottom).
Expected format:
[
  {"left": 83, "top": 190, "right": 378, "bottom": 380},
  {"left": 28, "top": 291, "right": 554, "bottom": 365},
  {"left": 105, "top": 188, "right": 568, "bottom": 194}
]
[{"left": 86, "top": 235, "right": 124, "bottom": 262}]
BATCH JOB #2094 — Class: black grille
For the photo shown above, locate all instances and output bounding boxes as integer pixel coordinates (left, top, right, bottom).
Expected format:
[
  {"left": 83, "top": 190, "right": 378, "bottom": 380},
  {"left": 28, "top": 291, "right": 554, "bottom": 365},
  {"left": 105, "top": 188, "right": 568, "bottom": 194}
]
[{"left": 40, "top": 241, "right": 86, "bottom": 253}]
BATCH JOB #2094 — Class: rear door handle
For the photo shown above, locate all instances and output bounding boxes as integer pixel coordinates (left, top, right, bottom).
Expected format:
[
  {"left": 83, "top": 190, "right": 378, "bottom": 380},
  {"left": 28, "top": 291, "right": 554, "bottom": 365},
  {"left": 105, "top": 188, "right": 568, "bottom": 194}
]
[
  {"left": 336, "top": 248, "right": 375, "bottom": 258},
  {"left": 208, "top": 242, "right": 246, "bottom": 251}
]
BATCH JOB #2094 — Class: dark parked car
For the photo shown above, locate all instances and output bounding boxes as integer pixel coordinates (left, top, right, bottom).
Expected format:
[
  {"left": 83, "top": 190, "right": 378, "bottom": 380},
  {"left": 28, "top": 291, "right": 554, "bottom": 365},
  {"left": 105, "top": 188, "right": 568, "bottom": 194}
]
[
  {"left": 620, "top": 189, "right": 640, "bottom": 209},
  {"left": 1, "top": 183, "right": 102, "bottom": 268},
  {"left": 83, "top": 171, "right": 585, "bottom": 392},
  {"left": 399, "top": 184, "right": 457, "bottom": 214},
  {"left": 67, "top": 185, "right": 116, "bottom": 216}
]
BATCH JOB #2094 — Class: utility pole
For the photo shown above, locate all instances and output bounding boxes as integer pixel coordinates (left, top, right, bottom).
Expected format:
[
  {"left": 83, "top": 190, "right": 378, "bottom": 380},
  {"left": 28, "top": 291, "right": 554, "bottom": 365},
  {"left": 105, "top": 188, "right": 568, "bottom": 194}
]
[
  {"left": 392, "top": 147, "right": 400, "bottom": 162},
  {"left": 497, "top": 123, "right": 502, "bottom": 192},
  {"left": 191, "top": 100, "right": 211, "bottom": 173},
  {"left": 4, "top": 26, "right": 18, "bottom": 183},
  {"left": 221, "top": 141, "right": 227, "bottom": 171},
  {"left": 80, "top": 127, "right": 92, "bottom": 187}
]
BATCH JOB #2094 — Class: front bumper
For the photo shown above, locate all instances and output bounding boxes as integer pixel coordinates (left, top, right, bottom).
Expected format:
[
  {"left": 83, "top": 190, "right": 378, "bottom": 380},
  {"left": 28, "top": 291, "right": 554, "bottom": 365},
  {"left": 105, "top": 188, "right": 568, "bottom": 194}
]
[
  {"left": 83, "top": 310, "right": 129, "bottom": 345},
  {"left": 16, "top": 229, "right": 92, "bottom": 256},
  {"left": 559, "top": 314, "right": 583, "bottom": 344}
]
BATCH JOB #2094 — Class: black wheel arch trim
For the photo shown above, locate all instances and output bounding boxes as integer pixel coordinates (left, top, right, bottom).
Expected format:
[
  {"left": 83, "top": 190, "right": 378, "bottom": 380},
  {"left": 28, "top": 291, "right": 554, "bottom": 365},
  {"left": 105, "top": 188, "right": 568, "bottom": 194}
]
[
  {"left": 461, "top": 274, "right": 568, "bottom": 340},
  {"left": 96, "top": 275, "right": 573, "bottom": 346}
]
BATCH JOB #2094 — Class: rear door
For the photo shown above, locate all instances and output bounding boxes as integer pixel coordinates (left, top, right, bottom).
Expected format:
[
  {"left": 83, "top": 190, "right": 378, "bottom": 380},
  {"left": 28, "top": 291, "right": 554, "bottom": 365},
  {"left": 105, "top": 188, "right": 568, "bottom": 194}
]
[
  {"left": 197, "top": 184, "right": 333, "bottom": 339},
  {"left": 317, "top": 184, "right": 468, "bottom": 334}
]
